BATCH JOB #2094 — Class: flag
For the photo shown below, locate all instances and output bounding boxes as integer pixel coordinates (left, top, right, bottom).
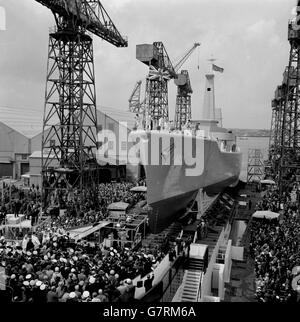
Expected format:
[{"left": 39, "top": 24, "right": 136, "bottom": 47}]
[{"left": 212, "top": 64, "right": 224, "bottom": 73}]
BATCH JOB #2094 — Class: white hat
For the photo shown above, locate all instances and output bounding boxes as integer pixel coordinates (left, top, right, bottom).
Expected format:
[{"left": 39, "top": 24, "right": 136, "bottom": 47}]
[
  {"left": 44, "top": 255, "right": 48, "bottom": 260},
  {"left": 11, "top": 274, "right": 16, "bottom": 279},
  {"left": 33, "top": 250, "right": 38, "bottom": 255},
  {"left": 110, "top": 252, "right": 114, "bottom": 256},
  {"left": 40, "top": 284, "right": 46, "bottom": 290},
  {"left": 26, "top": 274, "right": 32, "bottom": 280},
  {"left": 36, "top": 281, "right": 42, "bottom": 287},
  {"left": 23, "top": 281, "right": 29, "bottom": 286},
  {"left": 55, "top": 267, "right": 59, "bottom": 272},
  {"left": 69, "top": 292, "right": 76, "bottom": 299},
  {"left": 91, "top": 298, "right": 101, "bottom": 302},
  {"left": 30, "top": 280, "right": 36, "bottom": 286},
  {"left": 82, "top": 291, "right": 90, "bottom": 299},
  {"left": 71, "top": 268, "right": 76, "bottom": 273},
  {"left": 26, "top": 251, "right": 31, "bottom": 256},
  {"left": 125, "top": 278, "right": 132, "bottom": 285},
  {"left": 89, "top": 277, "right": 96, "bottom": 284}
]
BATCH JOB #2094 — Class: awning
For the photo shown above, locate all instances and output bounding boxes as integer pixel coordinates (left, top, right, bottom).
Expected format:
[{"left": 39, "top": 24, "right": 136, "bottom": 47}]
[
  {"left": 96, "top": 154, "right": 128, "bottom": 166},
  {"left": 21, "top": 173, "right": 30, "bottom": 179},
  {"left": 238, "top": 201, "right": 247, "bottom": 206},
  {"left": 107, "top": 202, "right": 130, "bottom": 211},
  {"left": 0, "top": 157, "right": 12, "bottom": 164},
  {"left": 69, "top": 221, "right": 111, "bottom": 241},
  {"left": 130, "top": 186, "right": 147, "bottom": 193},
  {"left": 252, "top": 211, "right": 280, "bottom": 220},
  {"left": 260, "top": 179, "right": 276, "bottom": 185}
]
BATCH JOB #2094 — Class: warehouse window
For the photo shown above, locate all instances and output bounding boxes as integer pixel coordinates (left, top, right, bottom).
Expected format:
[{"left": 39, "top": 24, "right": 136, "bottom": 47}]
[
  {"left": 21, "top": 154, "right": 28, "bottom": 160},
  {"left": 121, "top": 141, "right": 127, "bottom": 151}
]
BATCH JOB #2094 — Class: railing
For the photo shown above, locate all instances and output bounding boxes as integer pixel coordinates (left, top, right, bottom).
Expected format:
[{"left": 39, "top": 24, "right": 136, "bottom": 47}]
[{"left": 196, "top": 271, "right": 204, "bottom": 302}]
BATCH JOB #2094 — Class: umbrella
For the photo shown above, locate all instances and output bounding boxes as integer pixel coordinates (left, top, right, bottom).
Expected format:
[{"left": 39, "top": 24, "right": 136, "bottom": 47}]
[
  {"left": 260, "top": 179, "right": 276, "bottom": 185},
  {"left": 291, "top": 275, "right": 300, "bottom": 293},
  {"left": 252, "top": 211, "right": 280, "bottom": 220}
]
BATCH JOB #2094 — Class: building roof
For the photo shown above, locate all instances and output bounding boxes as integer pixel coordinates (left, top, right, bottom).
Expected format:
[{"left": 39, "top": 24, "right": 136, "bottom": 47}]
[
  {"left": 0, "top": 106, "right": 43, "bottom": 138},
  {"left": 100, "top": 106, "right": 136, "bottom": 129},
  {"left": 0, "top": 105, "right": 135, "bottom": 139}
]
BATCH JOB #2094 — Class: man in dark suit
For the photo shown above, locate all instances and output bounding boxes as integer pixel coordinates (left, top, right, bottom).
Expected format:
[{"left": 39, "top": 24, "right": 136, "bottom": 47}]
[{"left": 144, "top": 274, "right": 154, "bottom": 293}]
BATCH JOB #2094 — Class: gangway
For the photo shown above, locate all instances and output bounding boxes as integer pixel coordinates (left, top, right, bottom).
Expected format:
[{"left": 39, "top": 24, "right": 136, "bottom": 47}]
[{"left": 173, "top": 243, "right": 208, "bottom": 302}]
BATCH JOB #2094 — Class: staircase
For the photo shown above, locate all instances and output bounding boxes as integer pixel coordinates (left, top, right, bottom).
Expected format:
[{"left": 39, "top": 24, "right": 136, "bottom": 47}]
[
  {"left": 197, "top": 225, "right": 223, "bottom": 260},
  {"left": 176, "top": 258, "right": 204, "bottom": 302},
  {"left": 142, "top": 222, "right": 182, "bottom": 250}
]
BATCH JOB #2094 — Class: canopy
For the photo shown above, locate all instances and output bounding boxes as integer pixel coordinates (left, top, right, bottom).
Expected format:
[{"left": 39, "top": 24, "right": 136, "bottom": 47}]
[
  {"left": 260, "top": 179, "right": 276, "bottom": 185},
  {"left": 252, "top": 211, "right": 280, "bottom": 220},
  {"left": 107, "top": 202, "right": 130, "bottom": 211},
  {"left": 130, "top": 186, "right": 147, "bottom": 193}
]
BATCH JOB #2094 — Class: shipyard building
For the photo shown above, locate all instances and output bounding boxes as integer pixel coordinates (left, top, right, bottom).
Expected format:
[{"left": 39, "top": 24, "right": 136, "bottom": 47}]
[{"left": 0, "top": 105, "right": 137, "bottom": 185}]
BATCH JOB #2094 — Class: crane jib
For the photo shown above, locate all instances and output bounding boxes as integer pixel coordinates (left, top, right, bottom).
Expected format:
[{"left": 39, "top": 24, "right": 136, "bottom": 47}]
[{"left": 34, "top": 0, "right": 128, "bottom": 47}]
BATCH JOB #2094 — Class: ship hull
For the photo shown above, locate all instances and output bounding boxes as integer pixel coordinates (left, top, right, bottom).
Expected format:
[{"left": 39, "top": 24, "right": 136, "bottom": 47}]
[
  {"left": 134, "top": 131, "right": 242, "bottom": 233},
  {"left": 148, "top": 190, "right": 199, "bottom": 233}
]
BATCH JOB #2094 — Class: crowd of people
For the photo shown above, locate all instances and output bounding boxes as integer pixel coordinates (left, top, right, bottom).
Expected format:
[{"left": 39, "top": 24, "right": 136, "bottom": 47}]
[
  {"left": 249, "top": 186, "right": 300, "bottom": 302},
  {"left": 0, "top": 184, "right": 41, "bottom": 226},
  {"left": 0, "top": 178, "right": 173, "bottom": 302},
  {"left": 0, "top": 228, "right": 164, "bottom": 302}
]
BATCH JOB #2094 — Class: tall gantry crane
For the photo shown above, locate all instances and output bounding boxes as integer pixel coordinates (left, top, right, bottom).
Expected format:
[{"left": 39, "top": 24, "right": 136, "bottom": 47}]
[
  {"left": 174, "top": 70, "right": 193, "bottom": 129},
  {"left": 134, "top": 42, "right": 200, "bottom": 128},
  {"left": 128, "top": 80, "right": 143, "bottom": 114},
  {"left": 268, "top": 82, "right": 285, "bottom": 177},
  {"left": 277, "top": 3, "right": 300, "bottom": 194},
  {"left": 174, "top": 43, "right": 200, "bottom": 130},
  {"left": 136, "top": 42, "right": 176, "bottom": 128},
  {"left": 35, "top": 0, "right": 127, "bottom": 206}
]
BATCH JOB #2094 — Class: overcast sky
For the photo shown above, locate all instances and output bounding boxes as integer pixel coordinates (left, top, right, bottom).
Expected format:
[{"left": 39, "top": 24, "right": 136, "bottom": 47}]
[{"left": 0, "top": 0, "right": 297, "bottom": 129}]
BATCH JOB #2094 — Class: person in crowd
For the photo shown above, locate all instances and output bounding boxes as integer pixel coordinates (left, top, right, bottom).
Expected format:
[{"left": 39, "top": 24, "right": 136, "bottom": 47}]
[{"left": 144, "top": 273, "right": 154, "bottom": 293}]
